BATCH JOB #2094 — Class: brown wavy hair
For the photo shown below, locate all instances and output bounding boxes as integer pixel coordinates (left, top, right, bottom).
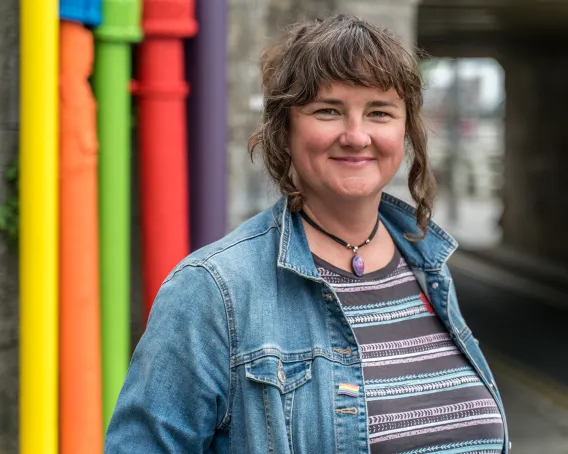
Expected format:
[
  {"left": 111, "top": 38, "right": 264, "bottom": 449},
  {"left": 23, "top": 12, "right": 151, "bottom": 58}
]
[{"left": 248, "top": 15, "right": 436, "bottom": 237}]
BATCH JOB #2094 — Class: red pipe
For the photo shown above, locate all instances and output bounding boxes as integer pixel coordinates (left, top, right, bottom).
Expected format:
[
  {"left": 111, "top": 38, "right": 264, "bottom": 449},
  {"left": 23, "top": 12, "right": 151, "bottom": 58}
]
[{"left": 134, "top": 0, "right": 197, "bottom": 322}]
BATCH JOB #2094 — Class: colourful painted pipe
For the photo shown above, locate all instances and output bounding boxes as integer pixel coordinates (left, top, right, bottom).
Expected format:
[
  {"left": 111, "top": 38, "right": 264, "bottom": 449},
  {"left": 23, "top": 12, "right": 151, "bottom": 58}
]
[
  {"left": 187, "top": 0, "right": 228, "bottom": 250},
  {"left": 93, "top": 0, "right": 142, "bottom": 429},
  {"left": 134, "top": 0, "right": 197, "bottom": 322},
  {"left": 20, "top": 0, "right": 59, "bottom": 453},
  {"left": 60, "top": 0, "right": 102, "bottom": 26},
  {"left": 59, "top": 21, "right": 103, "bottom": 454}
]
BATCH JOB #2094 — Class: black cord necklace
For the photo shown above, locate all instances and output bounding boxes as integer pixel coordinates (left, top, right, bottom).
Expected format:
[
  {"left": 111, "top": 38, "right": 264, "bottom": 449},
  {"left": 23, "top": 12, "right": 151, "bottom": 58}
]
[{"left": 299, "top": 209, "right": 380, "bottom": 277}]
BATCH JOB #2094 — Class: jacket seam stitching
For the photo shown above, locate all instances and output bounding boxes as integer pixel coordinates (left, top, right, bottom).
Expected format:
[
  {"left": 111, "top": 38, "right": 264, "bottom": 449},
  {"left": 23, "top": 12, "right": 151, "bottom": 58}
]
[
  {"left": 287, "top": 390, "right": 296, "bottom": 454},
  {"left": 232, "top": 350, "right": 361, "bottom": 367},
  {"left": 200, "top": 262, "right": 238, "bottom": 431},
  {"left": 278, "top": 199, "right": 292, "bottom": 265},
  {"left": 163, "top": 228, "right": 278, "bottom": 285},
  {"left": 380, "top": 197, "right": 458, "bottom": 247},
  {"left": 272, "top": 201, "right": 282, "bottom": 230},
  {"left": 199, "top": 226, "right": 278, "bottom": 263},
  {"left": 263, "top": 385, "right": 274, "bottom": 453}
]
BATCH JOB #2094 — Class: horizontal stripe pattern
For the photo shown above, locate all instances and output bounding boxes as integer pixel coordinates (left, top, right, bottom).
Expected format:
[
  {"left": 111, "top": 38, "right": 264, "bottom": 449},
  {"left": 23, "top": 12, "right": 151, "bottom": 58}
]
[
  {"left": 314, "top": 249, "right": 504, "bottom": 454},
  {"left": 369, "top": 401, "right": 501, "bottom": 435},
  {"left": 330, "top": 275, "right": 417, "bottom": 293},
  {"left": 366, "top": 375, "right": 483, "bottom": 400},
  {"left": 365, "top": 366, "right": 472, "bottom": 385},
  {"left": 370, "top": 419, "right": 502, "bottom": 444},
  {"left": 362, "top": 349, "right": 461, "bottom": 368},
  {"left": 347, "top": 304, "right": 430, "bottom": 326},
  {"left": 397, "top": 439, "right": 503, "bottom": 454},
  {"left": 368, "top": 400, "right": 498, "bottom": 425},
  {"left": 361, "top": 333, "right": 452, "bottom": 352}
]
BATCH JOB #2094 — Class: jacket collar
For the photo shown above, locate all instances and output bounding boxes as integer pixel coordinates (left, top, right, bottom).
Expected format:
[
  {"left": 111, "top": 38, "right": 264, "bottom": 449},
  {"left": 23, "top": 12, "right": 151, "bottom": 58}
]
[{"left": 273, "top": 192, "right": 458, "bottom": 278}]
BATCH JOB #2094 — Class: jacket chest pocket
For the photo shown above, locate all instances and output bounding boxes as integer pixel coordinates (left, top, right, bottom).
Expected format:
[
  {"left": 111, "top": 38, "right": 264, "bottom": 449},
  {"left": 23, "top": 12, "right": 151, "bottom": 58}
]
[
  {"left": 246, "top": 357, "right": 312, "bottom": 393},
  {"left": 245, "top": 356, "right": 313, "bottom": 453}
]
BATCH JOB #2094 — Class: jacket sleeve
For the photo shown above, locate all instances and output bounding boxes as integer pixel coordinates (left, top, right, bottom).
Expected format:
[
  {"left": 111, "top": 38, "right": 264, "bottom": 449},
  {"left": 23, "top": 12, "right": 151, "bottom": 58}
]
[{"left": 104, "top": 263, "right": 231, "bottom": 453}]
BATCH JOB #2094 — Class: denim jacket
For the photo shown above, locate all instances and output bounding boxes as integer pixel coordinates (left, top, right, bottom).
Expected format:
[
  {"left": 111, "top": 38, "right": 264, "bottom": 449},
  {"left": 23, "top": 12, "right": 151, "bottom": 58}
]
[{"left": 105, "top": 193, "right": 509, "bottom": 454}]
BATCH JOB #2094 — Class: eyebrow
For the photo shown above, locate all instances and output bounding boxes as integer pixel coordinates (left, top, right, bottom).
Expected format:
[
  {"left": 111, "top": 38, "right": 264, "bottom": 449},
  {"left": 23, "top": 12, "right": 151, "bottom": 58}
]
[{"left": 312, "top": 98, "right": 399, "bottom": 108}]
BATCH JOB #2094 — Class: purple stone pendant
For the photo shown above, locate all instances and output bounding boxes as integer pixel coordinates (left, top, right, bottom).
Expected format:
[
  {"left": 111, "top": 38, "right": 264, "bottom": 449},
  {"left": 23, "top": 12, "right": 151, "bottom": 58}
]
[{"left": 351, "top": 254, "right": 365, "bottom": 277}]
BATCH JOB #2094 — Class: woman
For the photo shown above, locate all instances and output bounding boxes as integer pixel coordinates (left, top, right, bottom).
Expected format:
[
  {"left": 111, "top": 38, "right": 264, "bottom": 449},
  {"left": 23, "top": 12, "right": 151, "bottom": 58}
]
[{"left": 105, "top": 15, "right": 509, "bottom": 454}]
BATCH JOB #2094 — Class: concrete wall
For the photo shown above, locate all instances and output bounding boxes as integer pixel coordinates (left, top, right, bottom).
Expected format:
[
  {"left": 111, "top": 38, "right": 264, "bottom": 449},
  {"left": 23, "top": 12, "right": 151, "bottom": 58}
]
[
  {"left": 339, "top": 0, "right": 420, "bottom": 48},
  {"left": 417, "top": 4, "right": 568, "bottom": 266},
  {"left": 500, "top": 46, "right": 568, "bottom": 265},
  {"left": 0, "top": 0, "right": 20, "bottom": 451}
]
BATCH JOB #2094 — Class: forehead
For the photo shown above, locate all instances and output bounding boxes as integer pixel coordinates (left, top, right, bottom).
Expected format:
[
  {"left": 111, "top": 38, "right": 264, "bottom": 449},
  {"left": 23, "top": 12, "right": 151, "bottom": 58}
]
[{"left": 314, "top": 82, "right": 404, "bottom": 105}]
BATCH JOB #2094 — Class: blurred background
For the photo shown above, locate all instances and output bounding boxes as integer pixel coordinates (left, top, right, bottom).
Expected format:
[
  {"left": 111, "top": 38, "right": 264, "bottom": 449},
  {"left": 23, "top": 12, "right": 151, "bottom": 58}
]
[{"left": 2, "top": 0, "right": 568, "bottom": 453}]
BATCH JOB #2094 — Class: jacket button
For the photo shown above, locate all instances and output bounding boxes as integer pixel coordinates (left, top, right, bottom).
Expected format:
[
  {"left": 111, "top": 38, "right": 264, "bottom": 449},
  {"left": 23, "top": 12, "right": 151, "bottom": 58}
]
[
  {"left": 277, "top": 361, "right": 286, "bottom": 384},
  {"left": 432, "top": 282, "right": 439, "bottom": 289},
  {"left": 509, "top": 441, "right": 512, "bottom": 451},
  {"left": 324, "top": 294, "right": 334, "bottom": 301}
]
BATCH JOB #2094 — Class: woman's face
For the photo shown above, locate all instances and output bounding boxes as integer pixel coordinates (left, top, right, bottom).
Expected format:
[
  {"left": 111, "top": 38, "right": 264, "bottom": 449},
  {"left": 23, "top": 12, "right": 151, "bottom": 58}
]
[{"left": 288, "top": 82, "right": 406, "bottom": 205}]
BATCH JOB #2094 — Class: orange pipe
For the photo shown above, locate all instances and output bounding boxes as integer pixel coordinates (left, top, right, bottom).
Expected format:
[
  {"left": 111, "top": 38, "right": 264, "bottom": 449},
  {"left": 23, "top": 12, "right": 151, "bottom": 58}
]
[{"left": 59, "top": 20, "right": 103, "bottom": 454}]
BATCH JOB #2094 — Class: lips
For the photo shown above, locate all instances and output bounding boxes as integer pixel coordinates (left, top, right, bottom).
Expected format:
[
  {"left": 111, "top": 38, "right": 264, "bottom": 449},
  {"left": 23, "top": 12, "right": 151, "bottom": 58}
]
[
  {"left": 329, "top": 157, "right": 376, "bottom": 168},
  {"left": 330, "top": 157, "right": 375, "bottom": 162},
  {"left": 331, "top": 156, "right": 376, "bottom": 166}
]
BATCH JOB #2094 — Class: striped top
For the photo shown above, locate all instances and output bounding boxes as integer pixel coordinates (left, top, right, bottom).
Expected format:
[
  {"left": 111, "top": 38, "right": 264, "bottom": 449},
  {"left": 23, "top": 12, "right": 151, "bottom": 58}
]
[{"left": 315, "top": 248, "right": 504, "bottom": 454}]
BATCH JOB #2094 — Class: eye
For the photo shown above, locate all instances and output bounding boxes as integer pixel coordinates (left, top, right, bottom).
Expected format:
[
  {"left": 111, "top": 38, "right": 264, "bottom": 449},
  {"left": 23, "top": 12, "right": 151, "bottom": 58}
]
[
  {"left": 369, "top": 111, "right": 390, "bottom": 118},
  {"left": 314, "top": 108, "right": 340, "bottom": 116}
]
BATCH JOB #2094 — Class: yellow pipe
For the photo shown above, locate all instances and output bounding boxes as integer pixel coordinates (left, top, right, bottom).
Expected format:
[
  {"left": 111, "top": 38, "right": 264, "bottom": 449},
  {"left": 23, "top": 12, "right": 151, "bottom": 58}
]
[{"left": 20, "top": 0, "right": 59, "bottom": 453}]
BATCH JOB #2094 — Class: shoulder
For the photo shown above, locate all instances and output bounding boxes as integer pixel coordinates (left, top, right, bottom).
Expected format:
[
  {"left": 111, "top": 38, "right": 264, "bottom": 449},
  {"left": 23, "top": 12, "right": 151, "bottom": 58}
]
[
  {"left": 190, "top": 207, "right": 278, "bottom": 262},
  {"left": 380, "top": 192, "right": 458, "bottom": 269},
  {"left": 157, "top": 203, "right": 281, "bottom": 304}
]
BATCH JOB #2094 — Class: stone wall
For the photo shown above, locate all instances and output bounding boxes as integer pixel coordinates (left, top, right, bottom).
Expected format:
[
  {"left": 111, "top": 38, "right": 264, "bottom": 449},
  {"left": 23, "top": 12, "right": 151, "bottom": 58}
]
[{"left": 0, "top": 0, "right": 20, "bottom": 452}]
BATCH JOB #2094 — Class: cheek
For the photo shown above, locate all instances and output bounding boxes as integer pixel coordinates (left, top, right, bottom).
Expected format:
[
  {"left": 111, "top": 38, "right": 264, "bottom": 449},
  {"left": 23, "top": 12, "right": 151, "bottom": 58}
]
[
  {"left": 376, "top": 125, "right": 406, "bottom": 157},
  {"left": 291, "top": 123, "right": 337, "bottom": 157}
]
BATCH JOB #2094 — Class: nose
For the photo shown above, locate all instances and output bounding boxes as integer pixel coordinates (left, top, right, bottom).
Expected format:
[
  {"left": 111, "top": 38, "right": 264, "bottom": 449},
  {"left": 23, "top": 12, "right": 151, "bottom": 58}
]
[{"left": 339, "top": 123, "right": 371, "bottom": 150}]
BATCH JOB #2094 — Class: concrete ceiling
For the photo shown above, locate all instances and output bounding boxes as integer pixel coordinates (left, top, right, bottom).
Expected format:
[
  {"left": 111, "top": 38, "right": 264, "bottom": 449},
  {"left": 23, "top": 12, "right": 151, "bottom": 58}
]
[{"left": 418, "top": 0, "right": 568, "bottom": 56}]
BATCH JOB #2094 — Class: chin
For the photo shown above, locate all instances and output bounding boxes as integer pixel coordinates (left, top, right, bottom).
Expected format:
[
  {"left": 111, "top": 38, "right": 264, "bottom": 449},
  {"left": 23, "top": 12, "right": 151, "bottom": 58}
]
[
  {"left": 331, "top": 179, "right": 384, "bottom": 200},
  {"left": 332, "top": 187, "right": 382, "bottom": 201}
]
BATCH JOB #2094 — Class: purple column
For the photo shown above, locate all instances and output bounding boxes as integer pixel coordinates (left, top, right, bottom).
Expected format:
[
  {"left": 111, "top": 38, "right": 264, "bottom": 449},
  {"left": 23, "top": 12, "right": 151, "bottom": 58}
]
[{"left": 186, "top": 0, "right": 228, "bottom": 250}]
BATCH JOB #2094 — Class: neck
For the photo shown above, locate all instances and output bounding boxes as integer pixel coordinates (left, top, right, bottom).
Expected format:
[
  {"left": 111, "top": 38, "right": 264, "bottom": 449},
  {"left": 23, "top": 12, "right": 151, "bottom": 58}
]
[
  {"left": 299, "top": 191, "right": 396, "bottom": 275},
  {"left": 302, "top": 193, "right": 382, "bottom": 247}
]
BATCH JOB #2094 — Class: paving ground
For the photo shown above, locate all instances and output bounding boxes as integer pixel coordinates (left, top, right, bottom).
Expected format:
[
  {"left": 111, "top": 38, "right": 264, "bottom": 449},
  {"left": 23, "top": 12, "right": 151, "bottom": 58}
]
[
  {"left": 449, "top": 253, "right": 568, "bottom": 454},
  {"left": 492, "top": 363, "right": 568, "bottom": 454}
]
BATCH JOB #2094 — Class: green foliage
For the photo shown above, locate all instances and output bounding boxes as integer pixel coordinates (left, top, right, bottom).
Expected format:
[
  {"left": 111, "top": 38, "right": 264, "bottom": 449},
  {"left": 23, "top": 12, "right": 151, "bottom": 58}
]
[{"left": 0, "top": 158, "right": 19, "bottom": 250}]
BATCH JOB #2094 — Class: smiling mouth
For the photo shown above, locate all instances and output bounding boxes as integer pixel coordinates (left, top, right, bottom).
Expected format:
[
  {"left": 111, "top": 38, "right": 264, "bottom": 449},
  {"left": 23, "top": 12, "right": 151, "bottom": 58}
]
[
  {"left": 331, "top": 156, "right": 376, "bottom": 169},
  {"left": 329, "top": 157, "right": 376, "bottom": 168},
  {"left": 330, "top": 157, "right": 376, "bottom": 163}
]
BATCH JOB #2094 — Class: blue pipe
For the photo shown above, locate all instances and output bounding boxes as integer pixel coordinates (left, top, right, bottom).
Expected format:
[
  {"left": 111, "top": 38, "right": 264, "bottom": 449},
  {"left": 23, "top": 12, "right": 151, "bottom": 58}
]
[{"left": 60, "top": 0, "right": 102, "bottom": 26}]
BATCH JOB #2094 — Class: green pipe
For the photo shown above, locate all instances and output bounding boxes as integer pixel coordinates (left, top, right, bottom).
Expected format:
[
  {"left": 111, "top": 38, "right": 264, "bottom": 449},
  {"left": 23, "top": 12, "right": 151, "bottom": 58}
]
[{"left": 93, "top": 0, "right": 141, "bottom": 430}]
